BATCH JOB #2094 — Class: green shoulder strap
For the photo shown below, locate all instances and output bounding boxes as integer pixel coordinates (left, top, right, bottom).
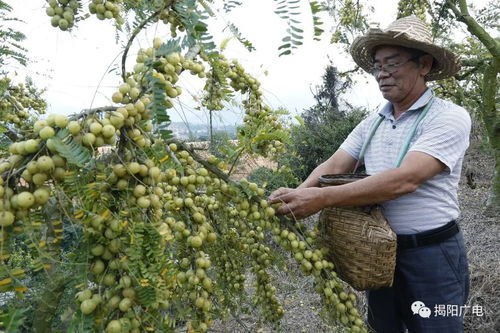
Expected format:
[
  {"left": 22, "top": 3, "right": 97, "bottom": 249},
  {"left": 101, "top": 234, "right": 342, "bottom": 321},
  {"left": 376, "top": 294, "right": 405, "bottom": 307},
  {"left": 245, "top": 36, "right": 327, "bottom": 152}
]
[
  {"left": 353, "top": 97, "right": 434, "bottom": 172},
  {"left": 394, "top": 97, "right": 434, "bottom": 167}
]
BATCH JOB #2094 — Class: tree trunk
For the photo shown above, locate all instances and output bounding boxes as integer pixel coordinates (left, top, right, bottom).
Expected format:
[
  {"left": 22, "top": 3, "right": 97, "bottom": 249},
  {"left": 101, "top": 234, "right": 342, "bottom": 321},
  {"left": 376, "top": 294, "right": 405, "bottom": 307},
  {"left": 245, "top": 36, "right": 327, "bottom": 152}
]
[
  {"left": 445, "top": 0, "right": 500, "bottom": 214},
  {"left": 481, "top": 59, "right": 499, "bottom": 215}
]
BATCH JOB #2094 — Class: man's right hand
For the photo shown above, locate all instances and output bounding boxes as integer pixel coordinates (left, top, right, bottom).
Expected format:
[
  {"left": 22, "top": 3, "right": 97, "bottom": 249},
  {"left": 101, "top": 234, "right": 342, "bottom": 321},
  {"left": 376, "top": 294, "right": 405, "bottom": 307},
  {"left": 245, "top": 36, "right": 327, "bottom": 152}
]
[{"left": 268, "top": 187, "right": 295, "bottom": 203}]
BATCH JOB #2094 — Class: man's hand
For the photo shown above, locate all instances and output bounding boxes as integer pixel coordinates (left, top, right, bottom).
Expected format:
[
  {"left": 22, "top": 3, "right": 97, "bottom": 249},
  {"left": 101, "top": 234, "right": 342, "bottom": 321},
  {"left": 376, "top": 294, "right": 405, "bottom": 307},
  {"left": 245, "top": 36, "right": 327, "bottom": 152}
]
[{"left": 268, "top": 187, "right": 326, "bottom": 220}]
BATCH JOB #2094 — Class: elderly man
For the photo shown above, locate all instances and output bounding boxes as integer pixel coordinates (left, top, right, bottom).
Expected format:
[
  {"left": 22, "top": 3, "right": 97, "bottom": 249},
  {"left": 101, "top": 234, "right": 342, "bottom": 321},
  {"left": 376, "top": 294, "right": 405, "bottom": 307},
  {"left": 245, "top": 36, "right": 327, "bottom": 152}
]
[{"left": 269, "top": 16, "right": 470, "bottom": 332}]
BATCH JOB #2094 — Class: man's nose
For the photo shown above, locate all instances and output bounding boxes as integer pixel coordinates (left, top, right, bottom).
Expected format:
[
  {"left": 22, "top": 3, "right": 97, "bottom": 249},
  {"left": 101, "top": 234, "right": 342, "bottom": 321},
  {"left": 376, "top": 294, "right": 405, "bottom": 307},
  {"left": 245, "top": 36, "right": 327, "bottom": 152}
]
[{"left": 376, "top": 69, "right": 391, "bottom": 80}]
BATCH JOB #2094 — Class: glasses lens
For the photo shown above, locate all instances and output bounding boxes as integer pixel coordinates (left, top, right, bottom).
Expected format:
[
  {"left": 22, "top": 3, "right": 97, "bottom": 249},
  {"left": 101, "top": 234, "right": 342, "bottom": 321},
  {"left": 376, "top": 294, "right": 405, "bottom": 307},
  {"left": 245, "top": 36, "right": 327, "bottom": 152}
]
[{"left": 371, "top": 68, "right": 381, "bottom": 76}]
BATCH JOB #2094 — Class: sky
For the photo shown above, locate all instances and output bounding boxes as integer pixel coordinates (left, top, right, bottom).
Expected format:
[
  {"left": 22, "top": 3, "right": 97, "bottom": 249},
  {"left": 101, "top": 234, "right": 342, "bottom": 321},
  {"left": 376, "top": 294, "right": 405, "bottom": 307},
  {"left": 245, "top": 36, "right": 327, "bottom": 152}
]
[{"left": 4, "top": 0, "right": 485, "bottom": 127}]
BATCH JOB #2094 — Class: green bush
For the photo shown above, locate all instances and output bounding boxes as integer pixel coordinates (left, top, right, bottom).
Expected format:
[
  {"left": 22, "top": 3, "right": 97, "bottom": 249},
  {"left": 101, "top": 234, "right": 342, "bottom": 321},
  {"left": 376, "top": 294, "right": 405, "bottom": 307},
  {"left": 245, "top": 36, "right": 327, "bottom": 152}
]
[
  {"left": 284, "top": 65, "right": 368, "bottom": 181},
  {"left": 288, "top": 108, "right": 367, "bottom": 180}
]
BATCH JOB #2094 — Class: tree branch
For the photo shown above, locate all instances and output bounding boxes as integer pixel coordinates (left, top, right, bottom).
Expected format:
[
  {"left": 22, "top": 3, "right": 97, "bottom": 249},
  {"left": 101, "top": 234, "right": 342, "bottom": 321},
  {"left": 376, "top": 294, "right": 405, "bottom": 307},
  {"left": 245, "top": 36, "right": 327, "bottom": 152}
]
[
  {"left": 121, "top": 7, "right": 166, "bottom": 82},
  {"left": 445, "top": 0, "right": 500, "bottom": 58},
  {"left": 69, "top": 106, "right": 117, "bottom": 121}
]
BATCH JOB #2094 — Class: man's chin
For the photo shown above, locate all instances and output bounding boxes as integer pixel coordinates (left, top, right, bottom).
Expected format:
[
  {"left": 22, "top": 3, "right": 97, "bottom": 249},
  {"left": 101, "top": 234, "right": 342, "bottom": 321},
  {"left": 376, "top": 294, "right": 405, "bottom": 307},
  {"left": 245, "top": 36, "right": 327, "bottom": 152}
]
[{"left": 381, "top": 91, "right": 394, "bottom": 101}]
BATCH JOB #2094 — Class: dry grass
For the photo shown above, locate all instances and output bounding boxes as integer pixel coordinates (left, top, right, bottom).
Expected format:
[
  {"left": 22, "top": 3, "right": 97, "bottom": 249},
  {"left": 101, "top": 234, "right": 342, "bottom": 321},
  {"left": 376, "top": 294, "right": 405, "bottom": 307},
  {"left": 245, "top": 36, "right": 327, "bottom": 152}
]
[{"left": 184, "top": 141, "right": 276, "bottom": 180}]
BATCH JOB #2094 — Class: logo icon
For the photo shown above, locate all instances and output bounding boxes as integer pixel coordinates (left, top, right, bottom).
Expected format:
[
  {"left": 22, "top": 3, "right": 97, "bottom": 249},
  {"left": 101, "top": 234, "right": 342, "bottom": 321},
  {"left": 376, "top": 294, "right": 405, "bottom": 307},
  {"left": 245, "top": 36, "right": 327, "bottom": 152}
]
[{"left": 411, "top": 301, "right": 431, "bottom": 318}]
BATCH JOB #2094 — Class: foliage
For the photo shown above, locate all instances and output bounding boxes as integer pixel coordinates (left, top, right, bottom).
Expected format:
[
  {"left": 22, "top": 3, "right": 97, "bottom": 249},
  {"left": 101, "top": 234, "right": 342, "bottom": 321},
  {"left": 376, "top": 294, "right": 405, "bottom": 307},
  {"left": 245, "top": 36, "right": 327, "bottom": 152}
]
[
  {"left": 0, "top": 0, "right": 27, "bottom": 69},
  {"left": 0, "top": 2, "right": 370, "bottom": 333}
]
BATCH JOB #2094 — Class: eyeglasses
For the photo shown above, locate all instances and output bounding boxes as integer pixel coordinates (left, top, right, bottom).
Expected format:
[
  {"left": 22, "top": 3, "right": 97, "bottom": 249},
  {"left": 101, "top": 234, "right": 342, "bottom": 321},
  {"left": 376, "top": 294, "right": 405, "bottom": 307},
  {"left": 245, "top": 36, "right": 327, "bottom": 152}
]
[{"left": 370, "top": 56, "right": 419, "bottom": 77}]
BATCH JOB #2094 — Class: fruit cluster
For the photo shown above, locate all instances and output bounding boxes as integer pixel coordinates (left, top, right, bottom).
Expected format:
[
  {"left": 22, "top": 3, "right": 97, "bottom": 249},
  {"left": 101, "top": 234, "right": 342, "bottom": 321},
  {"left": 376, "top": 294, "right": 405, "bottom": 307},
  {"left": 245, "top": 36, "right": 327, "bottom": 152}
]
[
  {"left": 88, "top": 0, "right": 124, "bottom": 24},
  {"left": 397, "top": 0, "right": 429, "bottom": 22},
  {"left": 0, "top": 78, "right": 46, "bottom": 128},
  {"left": 159, "top": 8, "right": 185, "bottom": 38},
  {"left": 202, "top": 55, "right": 230, "bottom": 111},
  {"left": 45, "top": 0, "right": 79, "bottom": 31}
]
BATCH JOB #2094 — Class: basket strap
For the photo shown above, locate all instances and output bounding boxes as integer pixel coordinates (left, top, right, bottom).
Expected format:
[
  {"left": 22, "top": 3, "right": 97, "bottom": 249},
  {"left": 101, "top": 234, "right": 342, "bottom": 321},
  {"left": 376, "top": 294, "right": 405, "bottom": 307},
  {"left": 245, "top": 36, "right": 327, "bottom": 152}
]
[
  {"left": 352, "top": 115, "right": 384, "bottom": 173},
  {"left": 352, "top": 96, "right": 435, "bottom": 173},
  {"left": 394, "top": 97, "right": 434, "bottom": 167}
]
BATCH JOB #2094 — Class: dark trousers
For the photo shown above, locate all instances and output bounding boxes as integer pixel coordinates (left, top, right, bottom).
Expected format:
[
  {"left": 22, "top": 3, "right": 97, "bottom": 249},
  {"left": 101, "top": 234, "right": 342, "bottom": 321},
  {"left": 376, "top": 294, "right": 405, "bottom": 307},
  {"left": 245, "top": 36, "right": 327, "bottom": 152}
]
[{"left": 366, "top": 232, "right": 470, "bottom": 333}]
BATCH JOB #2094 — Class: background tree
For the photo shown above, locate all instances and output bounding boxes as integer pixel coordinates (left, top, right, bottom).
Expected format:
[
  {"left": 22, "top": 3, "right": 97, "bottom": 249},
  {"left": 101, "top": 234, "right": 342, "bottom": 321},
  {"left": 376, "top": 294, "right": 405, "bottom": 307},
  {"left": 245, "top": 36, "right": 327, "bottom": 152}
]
[{"left": 288, "top": 65, "right": 367, "bottom": 181}]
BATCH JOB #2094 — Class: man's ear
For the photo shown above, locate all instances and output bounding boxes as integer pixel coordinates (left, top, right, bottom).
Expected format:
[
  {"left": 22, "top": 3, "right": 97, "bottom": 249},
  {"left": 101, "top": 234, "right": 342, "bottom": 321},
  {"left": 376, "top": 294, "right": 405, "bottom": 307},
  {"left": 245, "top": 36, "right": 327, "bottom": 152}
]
[{"left": 420, "top": 54, "right": 434, "bottom": 77}]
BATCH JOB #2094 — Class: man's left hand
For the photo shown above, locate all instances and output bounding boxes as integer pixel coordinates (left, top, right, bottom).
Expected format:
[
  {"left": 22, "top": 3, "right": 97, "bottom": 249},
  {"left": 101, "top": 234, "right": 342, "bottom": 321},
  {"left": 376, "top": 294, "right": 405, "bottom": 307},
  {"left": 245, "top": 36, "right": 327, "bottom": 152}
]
[{"left": 268, "top": 187, "right": 326, "bottom": 220}]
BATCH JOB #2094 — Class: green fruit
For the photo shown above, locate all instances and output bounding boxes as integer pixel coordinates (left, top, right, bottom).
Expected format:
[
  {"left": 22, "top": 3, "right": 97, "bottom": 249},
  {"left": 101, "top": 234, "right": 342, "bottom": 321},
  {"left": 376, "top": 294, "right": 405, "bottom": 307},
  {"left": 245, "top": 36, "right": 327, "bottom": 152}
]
[
  {"left": 17, "top": 192, "right": 35, "bottom": 209},
  {"left": 0, "top": 211, "right": 15, "bottom": 226},
  {"left": 82, "top": 133, "right": 96, "bottom": 146},
  {"left": 102, "top": 124, "right": 116, "bottom": 138},
  {"left": 34, "top": 119, "right": 48, "bottom": 132},
  {"left": 118, "top": 83, "right": 130, "bottom": 94},
  {"left": 129, "top": 87, "right": 140, "bottom": 99},
  {"left": 24, "top": 139, "right": 40, "bottom": 153},
  {"left": 106, "top": 320, "right": 122, "bottom": 333},
  {"left": 189, "top": 236, "right": 202, "bottom": 248},
  {"left": 112, "top": 92, "right": 123, "bottom": 103},
  {"left": 103, "top": 273, "right": 116, "bottom": 286},
  {"left": 32, "top": 173, "right": 48, "bottom": 186},
  {"left": 118, "top": 297, "right": 132, "bottom": 312},
  {"left": 39, "top": 126, "right": 55, "bottom": 139},
  {"left": 110, "top": 112, "right": 125, "bottom": 128},
  {"left": 67, "top": 121, "right": 81, "bottom": 135},
  {"left": 80, "top": 299, "right": 97, "bottom": 314},
  {"left": 122, "top": 287, "right": 135, "bottom": 299},
  {"left": 89, "top": 122, "right": 103, "bottom": 135},
  {"left": 54, "top": 114, "right": 69, "bottom": 128},
  {"left": 91, "top": 244, "right": 105, "bottom": 256},
  {"left": 91, "top": 260, "right": 105, "bottom": 275},
  {"left": 37, "top": 156, "right": 55, "bottom": 172},
  {"left": 133, "top": 185, "right": 146, "bottom": 197},
  {"left": 77, "top": 289, "right": 92, "bottom": 302},
  {"left": 137, "top": 196, "right": 150, "bottom": 208}
]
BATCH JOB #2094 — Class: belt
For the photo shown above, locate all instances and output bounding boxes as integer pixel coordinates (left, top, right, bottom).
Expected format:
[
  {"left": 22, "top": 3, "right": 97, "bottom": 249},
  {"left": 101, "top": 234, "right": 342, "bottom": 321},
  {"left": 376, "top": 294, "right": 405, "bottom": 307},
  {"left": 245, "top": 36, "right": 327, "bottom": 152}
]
[{"left": 397, "top": 220, "right": 459, "bottom": 249}]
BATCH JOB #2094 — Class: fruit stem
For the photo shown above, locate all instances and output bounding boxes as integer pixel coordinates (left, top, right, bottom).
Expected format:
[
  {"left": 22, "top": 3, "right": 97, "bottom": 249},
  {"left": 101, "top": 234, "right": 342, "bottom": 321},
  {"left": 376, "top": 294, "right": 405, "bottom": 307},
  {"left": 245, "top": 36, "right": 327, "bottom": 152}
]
[{"left": 121, "top": 7, "right": 167, "bottom": 82}]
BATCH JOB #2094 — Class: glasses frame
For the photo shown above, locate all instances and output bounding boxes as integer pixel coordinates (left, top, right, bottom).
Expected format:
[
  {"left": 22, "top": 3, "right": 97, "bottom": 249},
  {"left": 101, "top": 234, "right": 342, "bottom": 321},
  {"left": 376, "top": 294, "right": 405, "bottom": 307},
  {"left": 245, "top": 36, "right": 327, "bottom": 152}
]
[{"left": 370, "top": 56, "right": 420, "bottom": 77}]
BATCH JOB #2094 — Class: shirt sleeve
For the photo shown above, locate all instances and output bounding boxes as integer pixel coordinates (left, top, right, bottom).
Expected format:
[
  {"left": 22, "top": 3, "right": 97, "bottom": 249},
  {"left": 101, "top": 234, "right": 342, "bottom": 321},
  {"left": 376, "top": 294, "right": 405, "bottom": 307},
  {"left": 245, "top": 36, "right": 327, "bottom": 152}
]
[
  {"left": 338, "top": 115, "right": 377, "bottom": 160},
  {"left": 409, "top": 106, "right": 471, "bottom": 173}
]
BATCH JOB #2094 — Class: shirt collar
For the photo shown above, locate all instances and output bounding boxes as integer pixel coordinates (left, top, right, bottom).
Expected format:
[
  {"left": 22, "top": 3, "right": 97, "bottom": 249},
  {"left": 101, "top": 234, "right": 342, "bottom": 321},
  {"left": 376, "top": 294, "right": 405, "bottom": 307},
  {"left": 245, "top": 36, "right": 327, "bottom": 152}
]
[{"left": 379, "top": 88, "right": 434, "bottom": 118}]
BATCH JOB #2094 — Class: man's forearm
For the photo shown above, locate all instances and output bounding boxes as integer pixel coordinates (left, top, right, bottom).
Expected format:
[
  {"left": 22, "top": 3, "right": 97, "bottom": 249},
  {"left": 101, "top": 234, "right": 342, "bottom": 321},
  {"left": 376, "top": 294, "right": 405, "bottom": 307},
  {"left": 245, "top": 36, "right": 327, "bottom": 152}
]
[{"left": 321, "top": 167, "right": 417, "bottom": 207}]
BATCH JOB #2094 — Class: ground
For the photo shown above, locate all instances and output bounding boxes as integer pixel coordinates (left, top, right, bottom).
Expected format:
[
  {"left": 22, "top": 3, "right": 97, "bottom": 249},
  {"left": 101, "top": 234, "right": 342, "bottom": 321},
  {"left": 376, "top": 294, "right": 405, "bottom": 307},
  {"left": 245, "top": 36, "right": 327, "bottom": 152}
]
[{"left": 205, "top": 140, "right": 499, "bottom": 333}]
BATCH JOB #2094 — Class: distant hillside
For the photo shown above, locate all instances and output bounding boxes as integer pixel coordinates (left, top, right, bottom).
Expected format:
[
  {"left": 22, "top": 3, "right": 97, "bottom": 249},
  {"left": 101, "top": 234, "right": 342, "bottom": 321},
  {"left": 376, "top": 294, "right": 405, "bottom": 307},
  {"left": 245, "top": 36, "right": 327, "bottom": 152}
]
[{"left": 168, "top": 122, "right": 238, "bottom": 140}]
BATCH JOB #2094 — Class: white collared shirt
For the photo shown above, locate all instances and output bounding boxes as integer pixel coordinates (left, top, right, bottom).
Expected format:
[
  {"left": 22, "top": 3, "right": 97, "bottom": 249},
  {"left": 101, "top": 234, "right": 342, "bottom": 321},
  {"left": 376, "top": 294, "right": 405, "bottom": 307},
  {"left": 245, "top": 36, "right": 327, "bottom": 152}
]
[{"left": 339, "top": 89, "right": 471, "bottom": 234}]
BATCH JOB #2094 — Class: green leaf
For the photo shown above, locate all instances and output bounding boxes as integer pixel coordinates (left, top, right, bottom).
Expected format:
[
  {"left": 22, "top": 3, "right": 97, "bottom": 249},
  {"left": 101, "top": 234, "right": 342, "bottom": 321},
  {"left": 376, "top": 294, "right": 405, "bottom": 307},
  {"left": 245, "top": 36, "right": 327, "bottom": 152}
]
[
  {"left": 279, "top": 49, "right": 292, "bottom": 56},
  {"left": 295, "top": 115, "right": 305, "bottom": 127},
  {"left": 52, "top": 130, "right": 93, "bottom": 168},
  {"left": 278, "top": 43, "right": 291, "bottom": 50},
  {"left": 290, "top": 25, "right": 304, "bottom": 33},
  {"left": 0, "top": 308, "right": 28, "bottom": 333},
  {"left": 155, "top": 39, "right": 181, "bottom": 57}
]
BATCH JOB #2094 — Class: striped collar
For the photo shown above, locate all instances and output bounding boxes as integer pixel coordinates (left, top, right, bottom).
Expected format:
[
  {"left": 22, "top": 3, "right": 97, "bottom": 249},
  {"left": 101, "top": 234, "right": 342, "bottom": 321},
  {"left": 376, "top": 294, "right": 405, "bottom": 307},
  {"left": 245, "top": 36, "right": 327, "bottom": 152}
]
[{"left": 379, "top": 88, "right": 435, "bottom": 119}]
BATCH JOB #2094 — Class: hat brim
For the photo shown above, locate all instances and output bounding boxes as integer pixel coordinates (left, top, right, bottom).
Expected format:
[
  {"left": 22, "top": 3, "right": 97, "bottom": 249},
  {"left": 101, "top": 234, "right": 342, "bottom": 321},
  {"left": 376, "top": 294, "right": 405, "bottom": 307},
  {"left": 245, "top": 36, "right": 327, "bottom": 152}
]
[{"left": 350, "top": 29, "right": 459, "bottom": 81}]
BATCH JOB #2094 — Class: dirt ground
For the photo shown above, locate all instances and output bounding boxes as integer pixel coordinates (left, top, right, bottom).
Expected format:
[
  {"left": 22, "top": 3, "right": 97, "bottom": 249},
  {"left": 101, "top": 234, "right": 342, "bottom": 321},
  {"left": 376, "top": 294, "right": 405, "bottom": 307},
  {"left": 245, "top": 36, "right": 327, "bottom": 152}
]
[{"left": 206, "top": 141, "right": 499, "bottom": 333}]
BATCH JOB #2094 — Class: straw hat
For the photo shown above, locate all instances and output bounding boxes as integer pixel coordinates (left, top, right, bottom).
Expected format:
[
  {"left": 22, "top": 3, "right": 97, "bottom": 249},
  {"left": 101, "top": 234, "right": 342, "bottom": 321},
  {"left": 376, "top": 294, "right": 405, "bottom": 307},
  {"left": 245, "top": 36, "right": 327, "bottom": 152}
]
[{"left": 350, "top": 16, "right": 459, "bottom": 81}]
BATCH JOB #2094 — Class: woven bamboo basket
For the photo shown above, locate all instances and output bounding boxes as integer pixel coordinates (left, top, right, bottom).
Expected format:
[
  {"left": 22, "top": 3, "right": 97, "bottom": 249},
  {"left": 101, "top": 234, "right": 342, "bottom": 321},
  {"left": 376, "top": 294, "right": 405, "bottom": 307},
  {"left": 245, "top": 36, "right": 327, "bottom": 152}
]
[{"left": 318, "top": 174, "right": 397, "bottom": 291}]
